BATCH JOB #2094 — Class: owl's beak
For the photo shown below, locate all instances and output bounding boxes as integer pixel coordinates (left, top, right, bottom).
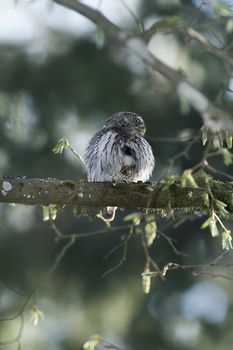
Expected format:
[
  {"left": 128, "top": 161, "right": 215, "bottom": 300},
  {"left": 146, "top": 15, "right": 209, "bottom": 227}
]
[{"left": 138, "top": 127, "right": 146, "bottom": 136}]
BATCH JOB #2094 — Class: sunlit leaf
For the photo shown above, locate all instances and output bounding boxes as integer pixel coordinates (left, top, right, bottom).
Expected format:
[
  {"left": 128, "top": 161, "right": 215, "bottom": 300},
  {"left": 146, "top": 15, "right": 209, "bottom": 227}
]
[
  {"left": 215, "top": 199, "right": 229, "bottom": 216},
  {"left": 203, "top": 193, "right": 210, "bottom": 207},
  {"left": 162, "top": 175, "right": 178, "bottom": 191},
  {"left": 42, "top": 204, "right": 58, "bottom": 221},
  {"left": 145, "top": 216, "right": 157, "bottom": 247},
  {"left": 213, "top": 1, "right": 232, "bottom": 17},
  {"left": 51, "top": 204, "right": 58, "bottom": 220},
  {"left": 30, "top": 306, "right": 44, "bottom": 326},
  {"left": 221, "top": 148, "right": 233, "bottom": 166},
  {"left": 201, "top": 216, "right": 219, "bottom": 237},
  {"left": 83, "top": 334, "right": 102, "bottom": 350},
  {"left": 142, "top": 266, "right": 151, "bottom": 294},
  {"left": 123, "top": 212, "right": 141, "bottom": 225},
  {"left": 52, "top": 138, "right": 70, "bottom": 155},
  {"left": 42, "top": 206, "right": 50, "bottom": 222},
  {"left": 226, "top": 132, "right": 233, "bottom": 149},
  {"left": 181, "top": 169, "right": 198, "bottom": 188},
  {"left": 222, "top": 230, "right": 233, "bottom": 250},
  {"left": 201, "top": 217, "right": 211, "bottom": 229},
  {"left": 209, "top": 217, "right": 219, "bottom": 237},
  {"left": 201, "top": 125, "right": 208, "bottom": 146}
]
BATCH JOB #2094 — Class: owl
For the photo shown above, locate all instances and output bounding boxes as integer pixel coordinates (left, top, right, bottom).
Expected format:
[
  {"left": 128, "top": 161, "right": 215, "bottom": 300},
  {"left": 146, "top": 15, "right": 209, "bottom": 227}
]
[{"left": 84, "top": 111, "right": 155, "bottom": 222}]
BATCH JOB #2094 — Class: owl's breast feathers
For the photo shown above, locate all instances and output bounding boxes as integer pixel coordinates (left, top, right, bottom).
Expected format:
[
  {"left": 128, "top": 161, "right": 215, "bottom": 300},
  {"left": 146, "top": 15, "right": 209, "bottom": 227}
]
[
  {"left": 84, "top": 125, "right": 155, "bottom": 182},
  {"left": 83, "top": 111, "right": 154, "bottom": 222}
]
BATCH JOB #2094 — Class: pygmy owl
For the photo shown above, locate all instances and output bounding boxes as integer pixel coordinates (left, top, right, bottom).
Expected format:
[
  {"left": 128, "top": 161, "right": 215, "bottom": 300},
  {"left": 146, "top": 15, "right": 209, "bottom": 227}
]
[{"left": 84, "top": 111, "right": 155, "bottom": 222}]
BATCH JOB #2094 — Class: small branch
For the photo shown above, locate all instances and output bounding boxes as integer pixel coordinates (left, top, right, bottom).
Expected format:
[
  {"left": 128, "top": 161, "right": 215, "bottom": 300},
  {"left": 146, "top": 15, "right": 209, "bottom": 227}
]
[
  {"left": 50, "top": 221, "right": 130, "bottom": 241},
  {"left": 102, "top": 225, "right": 133, "bottom": 277},
  {"left": 0, "top": 237, "right": 75, "bottom": 347},
  {"left": 53, "top": 0, "right": 233, "bottom": 132},
  {"left": 157, "top": 229, "right": 188, "bottom": 257},
  {"left": 141, "top": 16, "right": 233, "bottom": 67},
  {"left": 67, "top": 144, "right": 84, "bottom": 164},
  {"left": 193, "top": 250, "right": 229, "bottom": 276}
]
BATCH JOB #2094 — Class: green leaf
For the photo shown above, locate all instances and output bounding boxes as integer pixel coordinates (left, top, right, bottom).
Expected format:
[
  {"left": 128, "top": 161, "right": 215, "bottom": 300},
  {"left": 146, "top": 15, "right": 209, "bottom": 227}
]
[
  {"left": 203, "top": 193, "right": 210, "bottom": 207},
  {"left": 222, "top": 230, "right": 233, "bottom": 250},
  {"left": 123, "top": 212, "right": 141, "bottom": 226},
  {"left": 201, "top": 216, "right": 219, "bottom": 237},
  {"left": 42, "top": 206, "right": 50, "bottom": 222},
  {"left": 181, "top": 169, "right": 198, "bottom": 188},
  {"left": 52, "top": 138, "right": 69, "bottom": 155},
  {"left": 213, "top": 1, "right": 232, "bottom": 17},
  {"left": 201, "top": 125, "right": 208, "bottom": 146},
  {"left": 49, "top": 204, "right": 58, "bottom": 220},
  {"left": 215, "top": 199, "right": 229, "bottom": 216},
  {"left": 30, "top": 306, "right": 44, "bottom": 326},
  {"left": 226, "top": 132, "right": 233, "bottom": 149},
  {"left": 201, "top": 217, "right": 211, "bottom": 229},
  {"left": 209, "top": 217, "right": 219, "bottom": 237},
  {"left": 221, "top": 148, "right": 233, "bottom": 166},
  {"left": 142, "top": 266, "right": 151, "bottom": 294},
  {"left": 145, "top": 216, "right": 157, "bottom": 247},
  {"left": 162, "top": 175, "right": 178, "bottom": 191},
  {"left": 42, "top": 204, "right": 58, "bottom": 221},
  {"left": 83, "top": 335, "right": 102, "bottom": 350}
]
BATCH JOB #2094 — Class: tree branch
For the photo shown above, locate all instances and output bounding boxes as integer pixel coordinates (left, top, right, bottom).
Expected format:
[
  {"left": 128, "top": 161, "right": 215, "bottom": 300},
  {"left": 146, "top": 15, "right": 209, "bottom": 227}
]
[
  {"left": 141, "top": 17, "right": 233, "bottom": 67},
  {"left": 53, "top": 0, "right": 233, "bottom": 132},
  {"left": 0, "top": 177, "right": 233, "bottom": 215}
]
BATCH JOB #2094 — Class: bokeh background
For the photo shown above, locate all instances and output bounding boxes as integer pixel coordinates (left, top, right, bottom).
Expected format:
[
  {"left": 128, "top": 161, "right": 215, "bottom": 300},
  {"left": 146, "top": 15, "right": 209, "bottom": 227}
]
[{"left": 0, "top": 0, "right": 233, "bottom": 349}]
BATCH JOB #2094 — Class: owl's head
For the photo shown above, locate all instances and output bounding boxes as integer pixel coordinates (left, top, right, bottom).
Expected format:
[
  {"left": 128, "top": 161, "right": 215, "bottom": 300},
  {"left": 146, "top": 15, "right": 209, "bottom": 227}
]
[{"left": 104, "top": 111, "right": 146, "bottom": 136}]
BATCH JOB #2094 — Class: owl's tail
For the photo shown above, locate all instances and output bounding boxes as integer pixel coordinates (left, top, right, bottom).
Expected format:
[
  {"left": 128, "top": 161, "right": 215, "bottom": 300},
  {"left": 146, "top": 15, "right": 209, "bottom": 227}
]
[{"left": 98, "top": 206, "right": 117, "bottom": 222}]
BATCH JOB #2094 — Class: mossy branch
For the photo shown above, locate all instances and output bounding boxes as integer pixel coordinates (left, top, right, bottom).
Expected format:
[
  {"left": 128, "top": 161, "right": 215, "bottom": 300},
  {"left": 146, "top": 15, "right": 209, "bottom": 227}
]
[{"left": 0, "top": 177, "right": 233, "bottom": 216}]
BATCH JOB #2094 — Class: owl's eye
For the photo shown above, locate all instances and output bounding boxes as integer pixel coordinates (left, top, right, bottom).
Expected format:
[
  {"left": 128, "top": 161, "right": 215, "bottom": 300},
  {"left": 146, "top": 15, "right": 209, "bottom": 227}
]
[{"left": 135, "top": 118, "right": 142, "bottom": 125}]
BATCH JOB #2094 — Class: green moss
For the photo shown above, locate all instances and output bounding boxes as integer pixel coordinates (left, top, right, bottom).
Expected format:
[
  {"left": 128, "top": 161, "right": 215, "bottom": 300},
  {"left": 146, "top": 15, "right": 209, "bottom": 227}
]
[{"left": 63, "top": 180, "right": 76, "bottom": 190}]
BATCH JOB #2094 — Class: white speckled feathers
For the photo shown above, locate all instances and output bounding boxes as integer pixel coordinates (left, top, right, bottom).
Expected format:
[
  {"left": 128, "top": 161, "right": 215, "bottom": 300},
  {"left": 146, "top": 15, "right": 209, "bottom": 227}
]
[
  {"left": 84, "top": 111, "right": 155, "bottom": 221},
  {"left": 84, "top": 112, "right": 155, "bottom": 183}
]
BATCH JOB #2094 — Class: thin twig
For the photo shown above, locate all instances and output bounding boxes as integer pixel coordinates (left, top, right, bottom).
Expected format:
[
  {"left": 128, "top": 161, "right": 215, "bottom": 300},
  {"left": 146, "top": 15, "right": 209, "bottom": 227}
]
[
  {"left": 205, "top": 164, "right": 233, "bottom": 181},
  {"left": 121, "top": 0, "right": 144, "bottom": 32},
  {"left": 102, "top": 226, "right": 133, "bottom": 277},
  {"left": 157, "top": 229, "right": 189, "bottom": 257},
  {"left": 0, "top": 237, "right": 75, "bottom": 347},
  {"left": 193, "top": 250, "right": 229, "bottom": 276},
  {"left": 68, "top": 144, "right": 84, "bottom": 164},
  {"left": 140, "top": 229, "right": 160, "bottom": 274},
  {"left": 50, "top": 221, "right": 130, "bottom": 241}
]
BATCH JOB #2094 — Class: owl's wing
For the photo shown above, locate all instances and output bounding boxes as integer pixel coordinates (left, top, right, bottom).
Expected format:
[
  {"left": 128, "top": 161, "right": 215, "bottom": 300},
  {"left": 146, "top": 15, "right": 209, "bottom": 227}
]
[{"left": 84, "top": 130, "right": 122, "bottom": 181}]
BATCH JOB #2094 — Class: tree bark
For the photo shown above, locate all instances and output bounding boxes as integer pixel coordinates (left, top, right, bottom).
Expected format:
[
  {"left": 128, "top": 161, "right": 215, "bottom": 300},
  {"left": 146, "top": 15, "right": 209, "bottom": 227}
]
[{"left": 0, "top": 177, "right": 233, "bottom": 215}]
